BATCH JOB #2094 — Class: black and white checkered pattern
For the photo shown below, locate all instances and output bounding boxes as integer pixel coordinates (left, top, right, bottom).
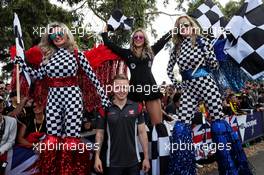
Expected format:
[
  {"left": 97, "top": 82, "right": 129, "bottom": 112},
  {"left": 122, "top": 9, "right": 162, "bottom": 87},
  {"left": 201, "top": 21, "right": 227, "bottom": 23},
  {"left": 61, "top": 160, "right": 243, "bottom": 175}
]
[
  {"left": 107, "top": 9, "right": 134, "bottom": 31},
  {"left": 224, "top": 0, "right": 264, "bottom": 79},
  {"left": 191, "top": 0, "right": 228, "bottom": 38},
  {"left": 179, "top": 76, "right": 224, "bottom": 124},
  {"left": 78, "top": 52, "right": 110, "bottom": 107},
  {"left": 167, "top": 37, "right": 223, "bottom": 123},
  {"left": 13, "top": 13, "right": 31, "bottom": 86},
  {"left": 46, "top": 86, "right": 83, "bottom": 136},
  {"left": 18, "top": 48, "right": 110, "bottom": 136},
  {"left": 167, "top": 49, "right": 181, "bottom": 91},
  {"left": 138, "top": 123, "right": 170, "bottom": 175},
  {"left": 176, "top": 37, "right": 218, "bottom": 71},
  {"left": 167, "top": 37, "right": 218, "bottom": 90}
]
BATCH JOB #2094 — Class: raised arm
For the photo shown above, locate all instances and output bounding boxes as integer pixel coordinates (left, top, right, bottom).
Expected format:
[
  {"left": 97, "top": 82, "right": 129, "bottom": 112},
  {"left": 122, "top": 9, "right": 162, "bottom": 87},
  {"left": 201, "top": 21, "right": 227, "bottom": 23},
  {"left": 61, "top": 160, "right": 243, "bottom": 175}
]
[
  {"left": 78, "top": 52, "right": 110, "bottom": 108},
  {"left": 101, "top": 26, "right": 129, "bottom": 59},
  {"left": 151, "top": 30, "right": 172, "bottom": 56}
]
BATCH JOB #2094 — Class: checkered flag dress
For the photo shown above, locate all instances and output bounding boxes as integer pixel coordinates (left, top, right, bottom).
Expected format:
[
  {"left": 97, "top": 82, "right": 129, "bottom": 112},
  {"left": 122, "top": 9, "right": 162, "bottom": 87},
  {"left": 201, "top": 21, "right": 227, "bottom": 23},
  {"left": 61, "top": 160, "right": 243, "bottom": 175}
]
[
  {"left": 16, "top": 48, "right": 110, "bottom": 137},
  {"left": 224, "top": 0, "right": 264, "bottom": 79},
  {"left": 191, "top": 0, "right": 228, "bottom": 38}
]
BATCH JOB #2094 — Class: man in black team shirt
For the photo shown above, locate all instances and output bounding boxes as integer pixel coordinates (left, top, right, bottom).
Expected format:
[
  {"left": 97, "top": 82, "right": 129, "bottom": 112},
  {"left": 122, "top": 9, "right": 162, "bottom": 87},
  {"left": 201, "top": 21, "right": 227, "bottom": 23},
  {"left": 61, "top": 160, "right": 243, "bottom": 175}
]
[{"left": 94, "top": 74, "right": 150, "bottom": 175}]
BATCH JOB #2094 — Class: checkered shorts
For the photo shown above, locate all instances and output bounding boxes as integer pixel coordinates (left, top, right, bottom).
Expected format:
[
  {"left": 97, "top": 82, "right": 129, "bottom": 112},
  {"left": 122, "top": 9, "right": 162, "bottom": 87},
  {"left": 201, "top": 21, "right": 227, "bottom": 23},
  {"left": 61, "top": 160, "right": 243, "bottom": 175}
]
[
  {"left": 46, "top": 86, "right": 83, "bottom": 137},
  {"left": 178, "top": 75, "right": 224, "bottom": 124}
]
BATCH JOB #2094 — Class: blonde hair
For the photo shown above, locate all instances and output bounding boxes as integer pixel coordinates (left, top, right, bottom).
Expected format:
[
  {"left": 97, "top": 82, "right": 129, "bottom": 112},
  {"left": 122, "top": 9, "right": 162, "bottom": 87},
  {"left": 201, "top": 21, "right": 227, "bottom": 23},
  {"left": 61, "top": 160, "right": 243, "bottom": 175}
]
[
  {"left": 172, "top": 15, "right": 201, "bottom": 55},
  {"left": 38, "top": 22, "right": 78, "bottom": 64},
  {"left": 130, "top": 28, "right": 154, "bottom": 60}
]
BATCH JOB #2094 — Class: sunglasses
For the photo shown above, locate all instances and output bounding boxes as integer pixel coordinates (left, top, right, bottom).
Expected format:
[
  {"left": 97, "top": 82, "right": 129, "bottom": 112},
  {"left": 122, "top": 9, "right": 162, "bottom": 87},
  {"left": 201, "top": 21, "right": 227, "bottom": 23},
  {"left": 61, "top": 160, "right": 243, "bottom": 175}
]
[
  {"left": 180, "top": 23, "right": 191, "bottom": 28},
  {"left": 49, "top": 31, "right": 64, "bottom": 40},
  {"left": 133, "top": 35, "right": 144, "bottom": 41}
]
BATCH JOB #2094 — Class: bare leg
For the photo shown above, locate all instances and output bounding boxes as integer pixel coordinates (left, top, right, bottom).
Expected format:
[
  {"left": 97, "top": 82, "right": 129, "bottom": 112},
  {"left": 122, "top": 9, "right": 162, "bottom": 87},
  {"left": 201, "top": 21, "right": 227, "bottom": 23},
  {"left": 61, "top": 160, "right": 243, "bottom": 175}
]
[{"left": 145, "top": 99, "right": 162, "bottom": 125}]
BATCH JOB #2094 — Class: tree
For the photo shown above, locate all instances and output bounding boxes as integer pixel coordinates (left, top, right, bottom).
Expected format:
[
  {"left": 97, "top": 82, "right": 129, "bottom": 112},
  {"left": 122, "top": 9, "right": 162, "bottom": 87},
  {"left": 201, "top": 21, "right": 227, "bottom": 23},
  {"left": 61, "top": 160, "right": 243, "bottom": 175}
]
[
  {"left": 0, "top": 0, "right": 80, "bottom": 82},
  {"left": 223, "top": 0, "right": 245, "bottom": 19},
  {"left": 85, "top": 0, "right": 160, "bottom": 46}
]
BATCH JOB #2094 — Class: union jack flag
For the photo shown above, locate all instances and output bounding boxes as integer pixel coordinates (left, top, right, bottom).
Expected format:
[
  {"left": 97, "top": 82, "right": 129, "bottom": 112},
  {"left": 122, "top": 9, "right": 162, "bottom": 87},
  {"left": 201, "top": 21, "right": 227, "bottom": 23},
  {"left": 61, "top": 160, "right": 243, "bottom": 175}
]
[{"left": 5, "top": 146, "right": 39, "bottom": 175}]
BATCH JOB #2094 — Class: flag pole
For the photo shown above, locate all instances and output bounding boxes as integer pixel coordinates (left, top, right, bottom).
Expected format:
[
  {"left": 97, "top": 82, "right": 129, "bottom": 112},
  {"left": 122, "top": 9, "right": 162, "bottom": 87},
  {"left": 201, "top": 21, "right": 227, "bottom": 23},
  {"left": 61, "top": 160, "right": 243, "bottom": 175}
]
[
  {"left": 14, "top": 13, "right": 29, "bottom": 103},
  {"left": 16, "top": 64, "right": 20, "bottom": 104}
]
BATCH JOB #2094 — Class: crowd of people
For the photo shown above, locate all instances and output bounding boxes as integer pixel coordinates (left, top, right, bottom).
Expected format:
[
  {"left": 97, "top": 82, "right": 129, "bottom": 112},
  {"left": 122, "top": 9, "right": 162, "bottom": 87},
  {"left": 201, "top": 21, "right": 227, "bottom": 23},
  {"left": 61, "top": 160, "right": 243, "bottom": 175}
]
[
  {"left": 0, "top": 14, "right": 263, "bottom": 175},
  {"left": 1, "top": 73, "right": 263, "bottom": 175},
  {"left": 161, "top": 81, "right": 264, "bottom": 118}
]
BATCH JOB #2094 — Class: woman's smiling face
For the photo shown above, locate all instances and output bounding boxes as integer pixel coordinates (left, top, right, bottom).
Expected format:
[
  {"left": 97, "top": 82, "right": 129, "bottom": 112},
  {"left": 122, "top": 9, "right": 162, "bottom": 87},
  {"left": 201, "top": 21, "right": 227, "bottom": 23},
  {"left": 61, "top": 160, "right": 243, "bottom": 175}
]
[
  {"left": 49, "top": 27, "right": 67, "bottom": 47},
  {"left": 178, "top": 17, "right": 192, "bottom": 37},
  {"left": 133, "top": 31, "right": 145, "bottom": 47}
]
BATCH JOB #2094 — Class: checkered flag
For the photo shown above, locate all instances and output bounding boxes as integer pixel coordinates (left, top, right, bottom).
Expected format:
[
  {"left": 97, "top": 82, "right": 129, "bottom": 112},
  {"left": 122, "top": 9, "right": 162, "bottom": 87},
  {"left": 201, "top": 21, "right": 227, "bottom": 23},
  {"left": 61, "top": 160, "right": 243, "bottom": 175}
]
[
  {"left": 107, "top": 9, "right": 134, "bottom": 31},
  {"left": 224, "top": 0, "right": 264, "bottom": 79},
  {"left": 13, "top": 13, "right": 31, "bottom": 86},
  {"left": 191, "top": 0, "right": 228, "bottom": 38}
]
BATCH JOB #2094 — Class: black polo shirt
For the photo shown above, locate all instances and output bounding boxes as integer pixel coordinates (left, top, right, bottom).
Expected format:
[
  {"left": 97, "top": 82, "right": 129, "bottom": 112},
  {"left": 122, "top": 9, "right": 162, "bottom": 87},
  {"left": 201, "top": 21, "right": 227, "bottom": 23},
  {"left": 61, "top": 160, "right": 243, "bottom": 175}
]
[{"left": 97, "top": 100, "right": 145, "bottom": 167}]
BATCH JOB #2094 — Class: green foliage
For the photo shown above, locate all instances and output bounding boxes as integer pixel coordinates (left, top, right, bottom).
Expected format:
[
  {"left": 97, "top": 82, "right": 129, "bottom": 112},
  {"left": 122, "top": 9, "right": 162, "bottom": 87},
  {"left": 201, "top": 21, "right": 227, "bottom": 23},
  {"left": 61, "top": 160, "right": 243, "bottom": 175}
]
[
  {"left": 187, "top": 0, "right": 224, "bottom": 16},
  {"left": 82, "top": 0, "right": 159, "bottom": 47},
  {"left": 0, "top": 0, "right": 79, "bottom": 50},
  {"left": 187, "top": 0, "right": 204, "bottom": 15},
  {"left": 0, "top": 0, "right": 80, "bottom": 81},
  {"left": 223, "top": 0, "right": 245, "bottom": 19}
]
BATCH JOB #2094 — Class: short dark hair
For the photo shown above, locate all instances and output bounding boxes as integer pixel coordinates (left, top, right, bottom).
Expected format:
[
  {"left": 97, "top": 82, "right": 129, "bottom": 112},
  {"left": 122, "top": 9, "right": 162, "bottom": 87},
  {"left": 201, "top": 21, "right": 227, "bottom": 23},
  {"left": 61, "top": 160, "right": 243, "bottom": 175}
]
[
  {"left": 9, "top": 91, "right": 17, "bottom": 98},
  {"left": 173, "top": 92, "right": 181, "bottom": 103},
  {"left": 113, "top": 74, "right": 128, "bottom": 81}
]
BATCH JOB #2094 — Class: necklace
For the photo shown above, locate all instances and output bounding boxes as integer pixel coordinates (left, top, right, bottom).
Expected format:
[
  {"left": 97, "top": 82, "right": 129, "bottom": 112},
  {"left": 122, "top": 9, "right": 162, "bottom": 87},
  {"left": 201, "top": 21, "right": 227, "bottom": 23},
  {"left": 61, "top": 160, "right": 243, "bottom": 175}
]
[{"left": 34, "top": 115, "right": 44, "bottom": 132}]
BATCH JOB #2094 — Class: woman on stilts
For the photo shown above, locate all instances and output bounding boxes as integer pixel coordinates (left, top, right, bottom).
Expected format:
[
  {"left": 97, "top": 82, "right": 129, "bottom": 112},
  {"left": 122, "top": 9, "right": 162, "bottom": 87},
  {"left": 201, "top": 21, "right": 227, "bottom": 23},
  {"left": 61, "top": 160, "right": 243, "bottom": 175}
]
[
  {"left": 101, "top": 25, "right": 172, "bottom": 175},
  {"left": 14, "top": 22, "right": 110, "bottom": 175},
  {"left": 166, "top": 15, "right": 252, "bottom": 175}
]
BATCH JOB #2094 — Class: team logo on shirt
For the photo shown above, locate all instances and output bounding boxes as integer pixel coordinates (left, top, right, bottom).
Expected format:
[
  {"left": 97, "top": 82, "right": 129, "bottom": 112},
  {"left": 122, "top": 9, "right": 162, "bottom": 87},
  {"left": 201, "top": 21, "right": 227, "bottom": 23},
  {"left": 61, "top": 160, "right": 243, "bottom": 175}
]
[
  {"left": 128, "top": 110, "right": 135, "bottom": 115},
  {"left": 130, "top": 63, "right": 136, "bottom": 69},
  {"left": 107, "top": 112, "right": 116, "bottom": 116}
]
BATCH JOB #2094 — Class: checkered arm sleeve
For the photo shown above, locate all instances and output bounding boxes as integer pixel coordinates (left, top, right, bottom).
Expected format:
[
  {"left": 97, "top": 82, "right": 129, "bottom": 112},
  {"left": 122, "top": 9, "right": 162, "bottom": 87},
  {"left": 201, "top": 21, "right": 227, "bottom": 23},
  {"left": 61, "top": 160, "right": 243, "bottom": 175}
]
[
  {"left": 15, "top": 56, "right": 46, "bottom": 80},
  {"left": 78, "top": 52, "right": 111, "bottom": 108},
  {"left": 203, "top": 38, "right": 219, "bottom": 70},
  {"left": 167, "top": 51, "right": 181, "bottom": 90}
]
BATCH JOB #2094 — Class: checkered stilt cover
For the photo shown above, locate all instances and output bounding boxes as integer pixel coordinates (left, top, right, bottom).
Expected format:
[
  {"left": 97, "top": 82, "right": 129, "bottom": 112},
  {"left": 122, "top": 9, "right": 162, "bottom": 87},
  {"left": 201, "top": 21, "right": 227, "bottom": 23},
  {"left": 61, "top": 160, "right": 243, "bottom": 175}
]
[
  {"left": 224, "top": 0, "right": 264, "bottom": 79},
  {"left": 138, "top": 123, "right": 170, "bottom": 175}
]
